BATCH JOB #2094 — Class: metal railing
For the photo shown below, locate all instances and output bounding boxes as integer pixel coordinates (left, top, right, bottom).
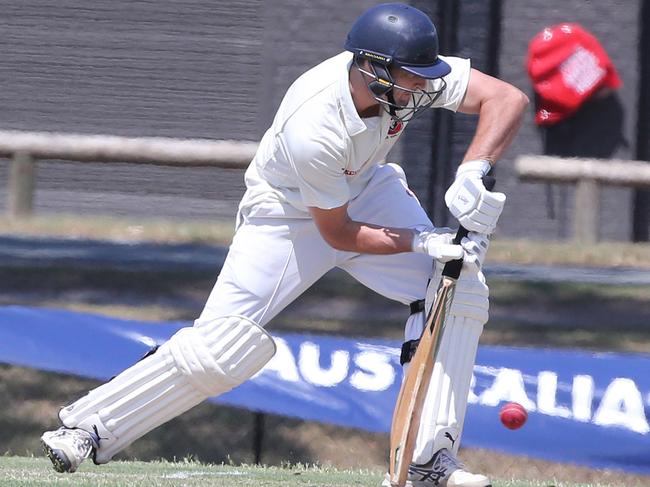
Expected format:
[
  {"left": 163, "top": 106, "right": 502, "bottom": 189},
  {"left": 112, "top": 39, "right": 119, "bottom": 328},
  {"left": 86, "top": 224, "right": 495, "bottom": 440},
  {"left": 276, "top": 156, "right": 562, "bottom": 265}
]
[
  {"left": 516, "top": 155, "right": 650, "bottom": 243},
  {"left": 1, "top": 130, "right": 258, "bottom": 218}
]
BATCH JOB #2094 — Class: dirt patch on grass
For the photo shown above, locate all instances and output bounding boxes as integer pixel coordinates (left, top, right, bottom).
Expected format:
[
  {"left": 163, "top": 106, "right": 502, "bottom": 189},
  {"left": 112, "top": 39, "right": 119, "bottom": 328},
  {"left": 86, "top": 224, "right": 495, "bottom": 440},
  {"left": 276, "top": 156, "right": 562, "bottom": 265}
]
[{"left": 2, "top": 265, "right": 649, "bottom": 351}]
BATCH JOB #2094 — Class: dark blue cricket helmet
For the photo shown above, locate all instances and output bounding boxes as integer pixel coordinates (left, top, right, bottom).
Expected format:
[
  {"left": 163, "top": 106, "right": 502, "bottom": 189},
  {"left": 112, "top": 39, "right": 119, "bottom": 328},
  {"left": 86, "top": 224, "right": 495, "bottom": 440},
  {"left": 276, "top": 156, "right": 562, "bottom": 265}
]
[{"left": 344, "top": 3, "right": 451, "bottom": 79}]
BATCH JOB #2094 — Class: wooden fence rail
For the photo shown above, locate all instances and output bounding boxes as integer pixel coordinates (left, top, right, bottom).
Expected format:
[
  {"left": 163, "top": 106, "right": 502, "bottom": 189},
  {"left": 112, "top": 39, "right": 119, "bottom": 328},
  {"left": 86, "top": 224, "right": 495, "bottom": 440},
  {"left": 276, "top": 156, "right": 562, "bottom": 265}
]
[
  {"left": 1, "top": 130, "right": 258, "bottom": 218},
  {"left": 516, "top": 155, "right": 650, "bottom": 243},
  {"left": 4, "top": 134, "right": 649, "bottom": 238}
]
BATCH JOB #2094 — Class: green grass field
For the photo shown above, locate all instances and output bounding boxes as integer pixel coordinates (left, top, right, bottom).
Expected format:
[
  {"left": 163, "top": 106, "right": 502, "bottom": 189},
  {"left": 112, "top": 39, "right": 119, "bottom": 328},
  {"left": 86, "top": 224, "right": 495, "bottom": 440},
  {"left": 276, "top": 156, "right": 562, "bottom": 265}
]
[{"left": 0, "top": 456, "right": 634, "bottom": 487}]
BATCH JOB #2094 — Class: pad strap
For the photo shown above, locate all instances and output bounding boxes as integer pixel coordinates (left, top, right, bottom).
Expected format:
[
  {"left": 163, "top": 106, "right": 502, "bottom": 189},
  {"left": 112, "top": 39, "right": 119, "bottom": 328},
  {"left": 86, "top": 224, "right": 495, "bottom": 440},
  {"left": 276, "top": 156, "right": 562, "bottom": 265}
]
[
  {"left": 400, "top": 339, "right": 420, "bottom": 366},
  {"left": 409, "top": 299, "right": 425, "bottom": 315}
]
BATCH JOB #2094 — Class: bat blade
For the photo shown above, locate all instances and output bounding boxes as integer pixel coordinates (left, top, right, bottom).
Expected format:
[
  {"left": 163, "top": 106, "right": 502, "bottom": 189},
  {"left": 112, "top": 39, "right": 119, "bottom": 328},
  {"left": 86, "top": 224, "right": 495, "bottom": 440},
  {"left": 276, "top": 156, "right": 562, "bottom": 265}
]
[{"left": 388, "top": 277, "right": 457, "bottom": 487}]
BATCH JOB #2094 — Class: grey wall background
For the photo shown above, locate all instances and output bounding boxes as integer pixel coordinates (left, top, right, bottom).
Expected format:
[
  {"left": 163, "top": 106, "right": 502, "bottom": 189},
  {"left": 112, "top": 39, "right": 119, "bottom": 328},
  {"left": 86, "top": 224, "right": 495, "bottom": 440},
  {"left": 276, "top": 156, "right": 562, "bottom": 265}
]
[
  {"left": 1, "top": 0, "right": 265, "bottom": 139},
  {"left": 0, "top": 1, "right": 647, "bottom": 241}
]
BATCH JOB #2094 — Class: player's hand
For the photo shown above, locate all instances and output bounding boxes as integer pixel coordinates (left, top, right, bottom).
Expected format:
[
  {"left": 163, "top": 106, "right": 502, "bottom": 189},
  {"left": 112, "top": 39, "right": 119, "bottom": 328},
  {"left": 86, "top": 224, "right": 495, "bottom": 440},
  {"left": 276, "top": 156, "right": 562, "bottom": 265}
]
[
  {"left": 413, "top": 227, "right": 490, "bottom": 268},
  {"left": 412, "top": 227, "right": 463, "bottom": 263},
  {"left": 444, "top": 160, "right": 506, "bottom": 234}
]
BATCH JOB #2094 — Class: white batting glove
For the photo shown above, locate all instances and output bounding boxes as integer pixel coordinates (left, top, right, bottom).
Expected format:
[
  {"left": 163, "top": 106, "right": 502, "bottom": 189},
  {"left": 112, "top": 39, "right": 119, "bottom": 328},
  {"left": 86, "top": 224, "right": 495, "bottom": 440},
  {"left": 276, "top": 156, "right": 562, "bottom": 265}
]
[
  {"left": 444, "top": 160, "right": 506, "bottom": 234},
  {"left": 412, "top": 227, "right": 463, "bottom": 263}
]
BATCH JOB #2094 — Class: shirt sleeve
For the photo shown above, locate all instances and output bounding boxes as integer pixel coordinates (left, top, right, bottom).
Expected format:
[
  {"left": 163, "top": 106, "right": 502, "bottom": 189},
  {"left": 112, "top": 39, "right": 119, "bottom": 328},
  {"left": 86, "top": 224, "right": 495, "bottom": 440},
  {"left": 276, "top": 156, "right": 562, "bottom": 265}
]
[
  {"left": 428, "top": 55, "right": 471, "bottom": 112},
  {"left": 280, "top": 113, "right": 350, "bottom": 210}
]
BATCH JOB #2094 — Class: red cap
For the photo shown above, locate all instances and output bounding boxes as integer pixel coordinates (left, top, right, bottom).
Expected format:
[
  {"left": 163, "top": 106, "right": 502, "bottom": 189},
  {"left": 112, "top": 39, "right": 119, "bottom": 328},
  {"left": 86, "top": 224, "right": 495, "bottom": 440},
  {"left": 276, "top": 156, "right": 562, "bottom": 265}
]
[{"left": 526, "top": 23, "right": 622, "bottom": 126}]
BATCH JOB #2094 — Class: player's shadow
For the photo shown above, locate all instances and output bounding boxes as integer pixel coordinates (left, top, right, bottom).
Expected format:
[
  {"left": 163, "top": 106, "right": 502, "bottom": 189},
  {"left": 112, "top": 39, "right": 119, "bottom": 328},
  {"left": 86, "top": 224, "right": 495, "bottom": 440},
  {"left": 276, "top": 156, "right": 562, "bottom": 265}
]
[
  {"left": 537, "top": 92, "right": 628, "bottom": 239},
  {"left": 541, "top": 91, "right": 628, "bottom": 158}
]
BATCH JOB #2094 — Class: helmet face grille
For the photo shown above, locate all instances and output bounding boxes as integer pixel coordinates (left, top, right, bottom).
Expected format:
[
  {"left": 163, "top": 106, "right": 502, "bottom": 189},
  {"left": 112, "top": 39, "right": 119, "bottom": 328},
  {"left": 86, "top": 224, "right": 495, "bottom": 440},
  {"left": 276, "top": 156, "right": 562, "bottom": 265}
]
[{"left": 354, "top": 57, "right": 447, "bottom": 123}]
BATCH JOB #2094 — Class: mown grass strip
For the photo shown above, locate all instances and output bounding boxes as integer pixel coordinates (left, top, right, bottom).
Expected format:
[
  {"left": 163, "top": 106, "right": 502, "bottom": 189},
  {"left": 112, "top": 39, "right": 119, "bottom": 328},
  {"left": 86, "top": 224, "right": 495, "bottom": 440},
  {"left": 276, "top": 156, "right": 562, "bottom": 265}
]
[{"left": 0, "top": 456, "right": 641, "bottom": 487}]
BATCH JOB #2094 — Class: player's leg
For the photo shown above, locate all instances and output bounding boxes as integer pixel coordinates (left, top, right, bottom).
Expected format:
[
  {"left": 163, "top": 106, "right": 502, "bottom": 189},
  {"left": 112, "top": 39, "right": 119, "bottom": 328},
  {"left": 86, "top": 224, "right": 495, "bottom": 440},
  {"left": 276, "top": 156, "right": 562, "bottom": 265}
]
[
  {"left": 341, "top": 163, "right": 490, "bottom": 487},
  {"left": 42, "top": 217, "right": 335, "bottom": 471},
  {"left": 196, "top": 216, "right": 336, "bottom": 326}
]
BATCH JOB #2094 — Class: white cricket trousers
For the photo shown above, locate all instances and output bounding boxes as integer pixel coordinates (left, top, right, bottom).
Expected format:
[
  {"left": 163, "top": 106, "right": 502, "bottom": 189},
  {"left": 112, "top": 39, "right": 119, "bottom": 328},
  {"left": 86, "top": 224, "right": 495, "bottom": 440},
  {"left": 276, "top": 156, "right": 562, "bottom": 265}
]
[{"left": 197, "top": 163, "right": 433, "bottom": 327}]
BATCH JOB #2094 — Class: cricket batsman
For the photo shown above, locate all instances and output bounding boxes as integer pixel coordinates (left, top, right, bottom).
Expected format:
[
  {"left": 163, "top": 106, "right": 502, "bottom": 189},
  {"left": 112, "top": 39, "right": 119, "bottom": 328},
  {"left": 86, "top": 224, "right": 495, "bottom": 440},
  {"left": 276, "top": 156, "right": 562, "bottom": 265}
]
[{"left": 42, "top": 4, "right": 527, "bottom": 486}]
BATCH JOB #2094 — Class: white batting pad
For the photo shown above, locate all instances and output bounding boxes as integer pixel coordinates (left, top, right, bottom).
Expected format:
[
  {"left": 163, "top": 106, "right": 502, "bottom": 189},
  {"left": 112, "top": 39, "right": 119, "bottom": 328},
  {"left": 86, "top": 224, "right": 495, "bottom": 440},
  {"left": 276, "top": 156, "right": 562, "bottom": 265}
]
[
  {"left": 425, "top": 263, "right": 489, "bottom": 325},
  {"left": 404, "top": 311, "right": 484, "bottom": 464},
  {"left": 59, "top": 315, "right": 275, "bottom": 463}
]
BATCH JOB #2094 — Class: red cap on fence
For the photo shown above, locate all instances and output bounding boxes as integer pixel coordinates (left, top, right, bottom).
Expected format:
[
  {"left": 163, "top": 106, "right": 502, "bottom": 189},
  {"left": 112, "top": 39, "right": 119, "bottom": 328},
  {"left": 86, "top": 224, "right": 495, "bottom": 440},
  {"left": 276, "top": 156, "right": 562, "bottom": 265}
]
[{"left": 526, "top": 23, "right": 622, "bottom": 126}]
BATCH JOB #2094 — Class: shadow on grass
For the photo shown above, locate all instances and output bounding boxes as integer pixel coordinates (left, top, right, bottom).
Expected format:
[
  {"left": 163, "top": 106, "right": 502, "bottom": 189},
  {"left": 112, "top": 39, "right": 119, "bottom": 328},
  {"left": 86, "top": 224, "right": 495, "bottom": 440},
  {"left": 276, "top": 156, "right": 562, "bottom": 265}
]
[{"left": 2, "top": 266, "right": 649, "bottom": 350}]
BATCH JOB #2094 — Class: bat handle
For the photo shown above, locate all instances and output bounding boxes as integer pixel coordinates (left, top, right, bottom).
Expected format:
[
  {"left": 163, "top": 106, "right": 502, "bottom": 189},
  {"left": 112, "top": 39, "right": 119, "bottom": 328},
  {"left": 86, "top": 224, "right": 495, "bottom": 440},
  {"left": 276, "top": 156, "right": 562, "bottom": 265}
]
[{"left": 442, "top": 175, "right": 496, "bottom": 280}]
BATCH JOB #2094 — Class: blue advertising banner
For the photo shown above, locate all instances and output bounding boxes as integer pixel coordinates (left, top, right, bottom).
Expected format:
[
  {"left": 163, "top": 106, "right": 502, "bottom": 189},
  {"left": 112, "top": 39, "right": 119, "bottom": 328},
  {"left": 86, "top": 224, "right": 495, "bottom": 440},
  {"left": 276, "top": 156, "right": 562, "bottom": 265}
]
[{"left": 1, "top": 306, "right": 649, "bottom": 474}]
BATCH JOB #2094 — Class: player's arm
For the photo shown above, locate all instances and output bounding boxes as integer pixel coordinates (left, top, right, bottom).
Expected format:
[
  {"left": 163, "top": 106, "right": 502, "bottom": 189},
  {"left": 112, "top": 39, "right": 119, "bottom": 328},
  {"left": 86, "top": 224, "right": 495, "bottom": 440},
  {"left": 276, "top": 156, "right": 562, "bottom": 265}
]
[
  {"left": 457, "top": 68, "right": 529, "bottom": 164},
  {"left": 444, "top": 68, "right": 529, "bottom": 234},
  {"left": 308, "top": 204, "right": 484, "bottom": 265},
  {"left": 309, "top": 203, "right": 413, "bottom": 254}
]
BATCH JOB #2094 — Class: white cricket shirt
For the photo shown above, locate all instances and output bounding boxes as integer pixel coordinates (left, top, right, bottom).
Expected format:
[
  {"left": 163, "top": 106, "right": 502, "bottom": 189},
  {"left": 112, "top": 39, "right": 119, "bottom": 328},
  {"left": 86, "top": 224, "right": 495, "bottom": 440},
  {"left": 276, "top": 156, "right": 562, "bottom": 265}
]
[{"left": 239, "top": 51, "right": 470, "bottom": 219}]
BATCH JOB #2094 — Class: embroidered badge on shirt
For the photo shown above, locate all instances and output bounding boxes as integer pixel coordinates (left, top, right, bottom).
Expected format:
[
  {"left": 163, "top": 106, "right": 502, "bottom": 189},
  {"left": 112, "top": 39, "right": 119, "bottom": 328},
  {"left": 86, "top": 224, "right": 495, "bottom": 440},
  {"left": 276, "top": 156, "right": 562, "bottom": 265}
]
[{"left": 387, "top": 119, "right": 404, "bottom": 138}]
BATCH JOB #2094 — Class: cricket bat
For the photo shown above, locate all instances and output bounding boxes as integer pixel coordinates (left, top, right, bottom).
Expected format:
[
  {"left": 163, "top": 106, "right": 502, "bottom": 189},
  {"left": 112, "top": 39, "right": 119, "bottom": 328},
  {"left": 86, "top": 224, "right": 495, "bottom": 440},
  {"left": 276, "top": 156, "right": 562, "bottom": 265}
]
[{"left": 388, "top": 176, "right": 495, "bottom": 487}]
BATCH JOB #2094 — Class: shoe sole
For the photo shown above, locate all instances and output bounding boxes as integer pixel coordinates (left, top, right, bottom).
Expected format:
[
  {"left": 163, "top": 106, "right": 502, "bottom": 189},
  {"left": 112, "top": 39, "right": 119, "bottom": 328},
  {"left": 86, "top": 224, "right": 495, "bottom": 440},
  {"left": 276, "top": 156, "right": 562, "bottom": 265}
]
[
  {"left": 383, "top": 474, "right": 493, "bottom": 487},
  {"left": 41, "top": 439, "right": 73, "bottom": 473},
  {"left": 411, "top": 484, "right": 492, "bottom": 487},
  {"left": 413, "top": 484, "right": 493, "bottom": 487}
]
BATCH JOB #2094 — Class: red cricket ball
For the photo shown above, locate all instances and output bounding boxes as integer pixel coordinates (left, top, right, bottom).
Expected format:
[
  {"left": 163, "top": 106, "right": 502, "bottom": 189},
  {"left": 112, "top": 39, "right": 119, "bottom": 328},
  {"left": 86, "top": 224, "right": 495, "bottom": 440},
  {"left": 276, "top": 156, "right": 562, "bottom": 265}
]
[{"left": 499, "top": 402, "right": 528, "bottom": 430}]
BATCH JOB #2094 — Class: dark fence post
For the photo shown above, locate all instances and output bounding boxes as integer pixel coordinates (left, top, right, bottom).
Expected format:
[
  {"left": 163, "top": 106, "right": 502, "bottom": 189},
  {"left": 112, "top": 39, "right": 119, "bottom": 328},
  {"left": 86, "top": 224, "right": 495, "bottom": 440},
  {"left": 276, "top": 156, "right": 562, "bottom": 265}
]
[
  {"left": 487, "top": 0, "right": 502, "bottom": 78},
  {"left": 427, "top": 0, "right": 459, "bottom": 226},
  {"left": 8, "top": 152, "right": 36, "bottom": 218},
  {"left": 633, "top": 0, "right": 650, "bottom": 242},
  {"left": 253, "top": 412, "right": 265, "bottom": 465},
  {"left": 425, "top": 0, "right": 502, "bottom": 225}
]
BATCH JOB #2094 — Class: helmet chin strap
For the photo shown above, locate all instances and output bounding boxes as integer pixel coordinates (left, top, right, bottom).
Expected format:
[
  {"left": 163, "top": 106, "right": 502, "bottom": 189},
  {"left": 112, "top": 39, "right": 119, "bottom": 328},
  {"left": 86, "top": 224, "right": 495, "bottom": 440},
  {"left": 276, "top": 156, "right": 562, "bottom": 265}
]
[
  {"left": 365, "top": 60, "right": 399, "bottom": 118},
  {"left": 386, "top": 91, "right": 398, "bottom": 119}
]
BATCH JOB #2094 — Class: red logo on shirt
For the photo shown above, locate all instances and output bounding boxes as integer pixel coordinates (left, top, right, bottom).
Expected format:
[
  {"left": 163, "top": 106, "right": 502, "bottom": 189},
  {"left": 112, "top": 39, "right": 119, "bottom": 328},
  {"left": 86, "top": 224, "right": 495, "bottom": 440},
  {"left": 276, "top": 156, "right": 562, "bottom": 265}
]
[
  {"left": 343, "top": 169, "right": 358, "bottom": 176},
  {"left": 387, "top": 119, "right": 404, "bottom": 137}
]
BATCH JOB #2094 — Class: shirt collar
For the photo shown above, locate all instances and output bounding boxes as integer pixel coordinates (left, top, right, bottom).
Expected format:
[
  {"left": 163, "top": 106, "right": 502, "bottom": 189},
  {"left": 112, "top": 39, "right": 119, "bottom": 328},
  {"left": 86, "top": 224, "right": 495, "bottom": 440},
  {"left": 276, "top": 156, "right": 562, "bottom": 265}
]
[{"left": 339, "top": 52, "right": 367, "bottom": 136}]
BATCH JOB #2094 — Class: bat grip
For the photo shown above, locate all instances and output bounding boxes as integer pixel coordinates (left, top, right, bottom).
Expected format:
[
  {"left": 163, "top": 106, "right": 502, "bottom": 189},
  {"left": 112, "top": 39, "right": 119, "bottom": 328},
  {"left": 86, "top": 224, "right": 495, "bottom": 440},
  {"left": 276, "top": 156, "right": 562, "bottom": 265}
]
[{"left": 442, "top": 175, "right": 496, "bottom": 280}]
